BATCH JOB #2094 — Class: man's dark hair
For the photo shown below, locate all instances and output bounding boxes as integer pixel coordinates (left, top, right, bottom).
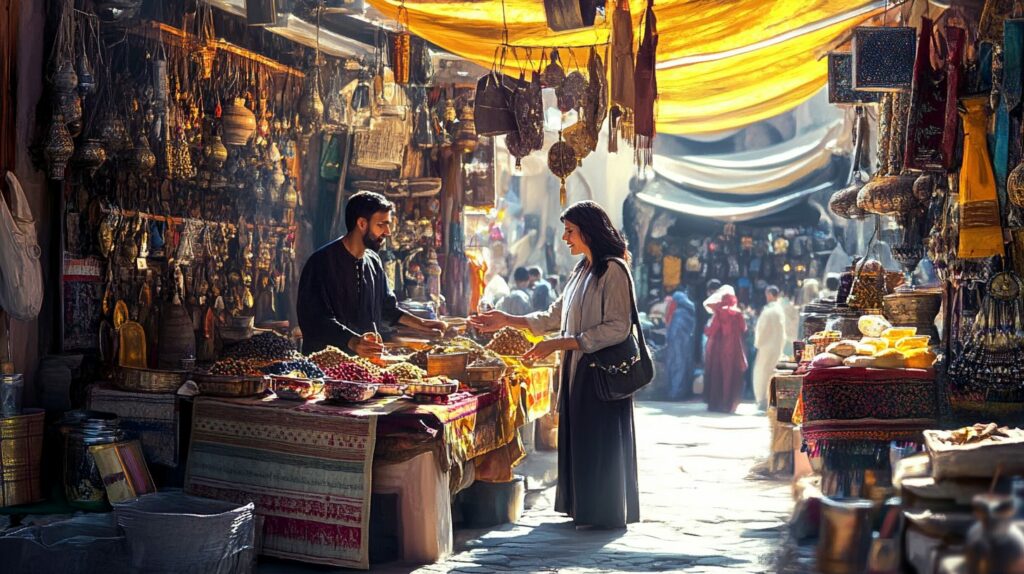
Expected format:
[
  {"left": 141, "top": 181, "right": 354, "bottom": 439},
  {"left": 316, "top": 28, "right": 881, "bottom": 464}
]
[
  {"left": 706, "top": 279, "right": 722, "bottom": 295},
  {"left": 513, "top": 267, "right": 530, "bottom": 284},
  {"left": 528, "top": 266, "right": 543, "bottom": 279},
  {"left": 825, "top": 274, "right": 840, "bottom": 291},
  {"left": 547, "top": 275, "right": 559, "bottom": 290},
  {"left": 345, "top": 191, "right": 393, "bottom": 232},
  {"left": 765, "top": 285, "right": 780, "bottom": 298}
]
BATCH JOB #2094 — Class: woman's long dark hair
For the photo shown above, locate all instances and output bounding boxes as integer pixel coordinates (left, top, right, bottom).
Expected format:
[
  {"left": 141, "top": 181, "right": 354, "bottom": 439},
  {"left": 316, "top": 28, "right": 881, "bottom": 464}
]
[{"left": 560, "top": 201, "right": 630, "bottom": 278}]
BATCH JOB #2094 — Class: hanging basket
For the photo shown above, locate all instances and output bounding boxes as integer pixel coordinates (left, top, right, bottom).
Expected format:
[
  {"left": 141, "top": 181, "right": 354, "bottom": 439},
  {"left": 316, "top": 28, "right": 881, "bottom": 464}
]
[{"left": 352, "top": 117, "right": 408, "bottom": 171}]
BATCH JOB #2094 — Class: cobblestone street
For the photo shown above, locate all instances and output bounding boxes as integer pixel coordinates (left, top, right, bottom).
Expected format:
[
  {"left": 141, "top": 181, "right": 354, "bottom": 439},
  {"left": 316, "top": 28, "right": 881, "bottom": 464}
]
[{"left": 381, "top": 401, "right": 794, "bottom": 573}]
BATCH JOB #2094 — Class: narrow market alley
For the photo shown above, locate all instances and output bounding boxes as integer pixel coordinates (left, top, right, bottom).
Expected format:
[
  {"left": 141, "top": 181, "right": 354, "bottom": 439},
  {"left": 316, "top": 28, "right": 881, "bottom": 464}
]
[{"left": 368, "top": 401, "right": 794, "bottom": 574}]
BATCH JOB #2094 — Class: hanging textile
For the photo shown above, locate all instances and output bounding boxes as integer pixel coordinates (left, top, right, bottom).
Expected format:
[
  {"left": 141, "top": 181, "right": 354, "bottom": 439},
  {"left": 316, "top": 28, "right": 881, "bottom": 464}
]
[
  {"left": 634, "top": 0, "right": 658, "bottom": 168},
  {"left": 958, "top": 96, "right": 1006, "bottom": 260},
  {"left": 366, "top": 0, "right": 884, "bottom": 134},
  {"left": 904, "top": 18, "right": 948, "bottom": 171},
  {"left": 942, "top": 26, "right": 966, "bottom": 171},
  {"left": 610, "top": 0, "right": 635, "bottom": 111}
]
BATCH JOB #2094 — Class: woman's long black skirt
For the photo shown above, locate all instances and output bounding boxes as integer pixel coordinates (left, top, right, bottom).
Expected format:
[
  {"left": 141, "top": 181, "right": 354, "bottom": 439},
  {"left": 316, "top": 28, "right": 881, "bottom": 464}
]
[{"left": 554, "top": 356, "right": 641, "bottom": 528}]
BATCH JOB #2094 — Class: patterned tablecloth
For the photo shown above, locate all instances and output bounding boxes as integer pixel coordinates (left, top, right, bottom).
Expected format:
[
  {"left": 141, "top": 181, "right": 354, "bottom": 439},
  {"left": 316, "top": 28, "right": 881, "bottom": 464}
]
[
  {"left": 88, "top": 385, "right": 180, "bottom": 467},
  {"left": 184, "top": 366, "right": 553, "bottom": 569}
]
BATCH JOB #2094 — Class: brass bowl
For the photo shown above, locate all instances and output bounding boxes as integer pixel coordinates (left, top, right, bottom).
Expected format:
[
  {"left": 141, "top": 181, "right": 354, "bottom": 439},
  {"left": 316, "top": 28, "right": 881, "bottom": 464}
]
[{"left": 883, "top": 288, "right": 942, "bottom": 327}]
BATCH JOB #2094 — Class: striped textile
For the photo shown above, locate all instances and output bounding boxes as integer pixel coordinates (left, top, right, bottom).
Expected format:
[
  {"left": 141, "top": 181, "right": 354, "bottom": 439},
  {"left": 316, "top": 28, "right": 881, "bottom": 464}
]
[
  {"left": 88, "top": 385, "right": 179, "bottom": 467},
  {"left": 185, "top": 396, "right": 377, "bottom": 570}
]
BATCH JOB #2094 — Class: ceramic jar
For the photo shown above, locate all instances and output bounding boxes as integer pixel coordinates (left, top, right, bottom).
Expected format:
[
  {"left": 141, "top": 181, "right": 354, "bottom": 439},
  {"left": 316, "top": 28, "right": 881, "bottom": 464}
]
[
  {"left": 966, "top": 494, "right": 1024, "bottom": 574},
  {"left": 221, "top": 97, "right": 256, "bottom": 146}
]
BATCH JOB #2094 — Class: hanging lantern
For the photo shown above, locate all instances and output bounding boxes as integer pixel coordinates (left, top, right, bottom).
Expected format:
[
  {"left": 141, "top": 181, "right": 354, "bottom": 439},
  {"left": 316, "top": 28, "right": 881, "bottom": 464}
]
[
  {"left": 351, "top": 74, "right": 371, "bottom": 111},
  {"left": 205, "top": 135, "right": 228, "bottom": 170},
  {"left": 299, "top": 68, "right": 325, "bottom": 133},
  {"left": 283, "top": 177, "right": 298, "bottom": 208},
  {"left": 57, "top": 92, "right": 84, "bottom": 137},
  {"left": 77, "top": 53, "right": 97, "bottom": 97},
  {"left": 71, "top": 138, "right": 107, "bottom": 175},
  {"left": 53, "top": 61, "right": 78, "bottom": 93},
  {"left": 130, "top": 134, "right": 157, "bottom": 174},
  {"left": 44, "top": 114, "right": 74, "bottom": 180},
  {"left": 455, "top": 104, "right": 478, "bottom": 154},
  {"left": 852, "top": 26, "right": 916, "bottom": 92},
  {"left": 221, "top": 98, "right": 257, "bottom": 146}
]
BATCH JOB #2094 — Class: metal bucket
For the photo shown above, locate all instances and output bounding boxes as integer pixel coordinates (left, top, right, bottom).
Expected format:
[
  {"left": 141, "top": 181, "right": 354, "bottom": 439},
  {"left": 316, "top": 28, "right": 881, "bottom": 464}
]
[
  {"left": 818, "top": 497, "right": 875, "bottom": 574},
  {"left": 0, "top": 374, "right": 24, "bottom": 417},
  {"left": 0, "top": 409, "right": 45, "bottom": 507}
]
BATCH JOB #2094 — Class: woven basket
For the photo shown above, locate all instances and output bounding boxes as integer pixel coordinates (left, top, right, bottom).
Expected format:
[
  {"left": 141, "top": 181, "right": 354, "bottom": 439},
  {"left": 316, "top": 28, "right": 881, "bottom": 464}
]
[
  {"left": 193, "top": 374, "right": 270, "bottom": 397},
  {"left": 427, "top": 353, "right": 469, "bottom": 379},
  {"left": 117, "top": 367, "right": 187, "bottom": 394}
]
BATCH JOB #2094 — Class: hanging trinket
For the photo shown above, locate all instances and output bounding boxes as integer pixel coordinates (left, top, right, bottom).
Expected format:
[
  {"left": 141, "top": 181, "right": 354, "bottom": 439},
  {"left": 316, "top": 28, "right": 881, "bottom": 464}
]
[
  {"left": 299, "top": 67, "right": 325, "bottom": 134},
  {"left": 514, "top": 72, "right": 545, "bottom": 151},
  {"left": 583, "top": 47, "right": 609, "bottom": 138},
  {"left": 506, "top": 131, "right": 531, "bottom": 171},
  {"left": 413, "top": 97, "right": 436, "bottom": 148},
  {"left": 76, "top": 52, "right": 96, "bottom": 97},
  {"left": 221, "top": 98, "right": 256, "bottom": 146},
  {"left": 57, "top": 92, "right": 84, "bottom": 138},
  {"left": 548, "top": 132, "right": 577, "bottom": 206},
  {"left": 455, "top": 103, "right": 478, "bottom": 154},
  {"left": 557, "top": 71, "right": 588, "bottom": 112},
  {"left": 70, "top": 138, "right": 107, "bottom": 176},
  {"left": 543, "top": 49, "right": 566, "bottom": 89},
  {"left": 205, "top": 135, "right": 229, "bottom": 170},
  {"left": 53, "top": 61, "right": 78, "bottom": 94},
  {"left": 130, "top": 134, "right": 157, "bottom": 174},
  {"left": 563, "top": 120, "right": 597, "bottom": 165},
  {"left": 351, "top": 71, "right": 371, "bottom": 111},
  {"left": 392, "top": 30, "right": 411, "bottom": 85},
  {"left": 44, "top": 114, "right": 74, "bottom": 180}
]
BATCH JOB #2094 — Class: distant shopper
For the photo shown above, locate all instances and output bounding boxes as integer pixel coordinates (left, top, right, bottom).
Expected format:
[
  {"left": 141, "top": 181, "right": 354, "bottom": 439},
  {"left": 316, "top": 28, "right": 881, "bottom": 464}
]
[
  {"left": 820, "top": 273, "right": 840, "bottom": 301},
  {"left": 528, "top": 266, "right": 555, "bottom": 312},
  {"left": 497, "top": 267, "right": 533, "bottom": 316},
  {"left": 703, "top": 285, "right": 748, "bottom": 414},
  {"left": 753, "top": 286, "right": 787, "bottom": 411},
  {"left": 471, "top": 200, "right": 641, "bottom": 529},
  {"left": 666, "top": 287, "right": 697, "bottom": 400},
  {"left": 547, "top": 275, "right": 560, "bottom": 294}
]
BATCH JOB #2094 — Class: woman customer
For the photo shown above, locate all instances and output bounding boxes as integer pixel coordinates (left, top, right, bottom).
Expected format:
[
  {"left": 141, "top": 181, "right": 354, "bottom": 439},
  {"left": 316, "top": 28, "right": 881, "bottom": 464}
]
[
  {"left": 703, "top": 285, "right": 748, "bottom": 414},
  {"left": 470, "top": 201, "right": 640, "bottom": 529}
]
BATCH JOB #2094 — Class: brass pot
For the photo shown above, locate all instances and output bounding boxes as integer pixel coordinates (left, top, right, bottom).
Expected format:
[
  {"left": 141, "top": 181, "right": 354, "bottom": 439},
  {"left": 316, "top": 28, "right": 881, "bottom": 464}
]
[
  {"left": 857, "top": 174, "right": 916, "bottom": 216},
  {"left": 829, "top": 182, "right": 868, "bottom": 219},
  {"left": 883, "top": 287, "right": 942, "bottom": 340}
]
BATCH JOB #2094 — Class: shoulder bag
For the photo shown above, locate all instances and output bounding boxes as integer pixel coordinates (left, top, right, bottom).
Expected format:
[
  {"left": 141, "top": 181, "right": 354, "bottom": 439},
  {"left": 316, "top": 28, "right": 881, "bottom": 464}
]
[{"left": 586, "top": 258, "right": 654, "bottom": 401}]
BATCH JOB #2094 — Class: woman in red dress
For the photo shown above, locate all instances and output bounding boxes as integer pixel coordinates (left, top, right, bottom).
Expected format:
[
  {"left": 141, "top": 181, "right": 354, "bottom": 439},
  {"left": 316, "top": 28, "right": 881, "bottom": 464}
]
[{"left": 703, "top": 285, "right": 748, "bottom": 414}]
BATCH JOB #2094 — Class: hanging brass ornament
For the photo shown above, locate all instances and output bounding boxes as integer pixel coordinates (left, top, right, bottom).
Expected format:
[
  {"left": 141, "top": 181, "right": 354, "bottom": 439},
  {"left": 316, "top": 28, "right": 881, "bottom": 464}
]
[
  {"left": 557, "top": 71, "right": 588, "bottom": 112},
  {"left": 70, "top": 138, "right": 107, "bottom": 175},
  {"left": 76, "top": 53, "right": 96, "bottom": 97},
  {"left": 393, "top": 31, "right": 411, "bottom": 85},
  {"left": 548, "top": 133, "right": 577, "bottom": 206},
  {"left": 130, "top": 134, "right": 157, "bottom": 174},
  {"left": 506, "top": 131, "right": 532, "bottom": 171},
  {"left": 44, "top": 113, "right": 74, "bottom": 180},
  {"left": 53, "top": 61, "right": 78, "bottom": 93},
  {"left": 205, "top": 134, "right": 228, "bottom": 170},
  {"left": 299, "top": 68, "right": 325, "bottom": 134},
  {"left": 563, "top": 120, "right": 596, "bottom": 165}
]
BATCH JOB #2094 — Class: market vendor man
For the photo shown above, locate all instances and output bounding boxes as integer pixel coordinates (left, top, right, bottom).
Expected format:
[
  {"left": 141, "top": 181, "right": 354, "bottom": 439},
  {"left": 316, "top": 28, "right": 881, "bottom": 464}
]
[{"left": 297, "top": 191, "right": 447, "bottom": 357}]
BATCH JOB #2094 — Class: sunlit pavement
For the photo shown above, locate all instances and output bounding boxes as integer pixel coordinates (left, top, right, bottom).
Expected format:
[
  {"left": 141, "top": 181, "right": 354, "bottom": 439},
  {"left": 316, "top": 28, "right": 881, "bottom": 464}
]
[{"left": 367, "top": 401, "right": 795, "bottom": 573}]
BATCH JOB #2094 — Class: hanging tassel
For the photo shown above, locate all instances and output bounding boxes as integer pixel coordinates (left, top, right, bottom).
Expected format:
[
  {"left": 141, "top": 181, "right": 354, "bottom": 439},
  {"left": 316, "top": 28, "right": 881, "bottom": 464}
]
[
  {"left": 560, "top": 178, "right": 567, "bottom": 206},
  {"left": 608, "top": 106, "right": 621, "bottom": 154}
]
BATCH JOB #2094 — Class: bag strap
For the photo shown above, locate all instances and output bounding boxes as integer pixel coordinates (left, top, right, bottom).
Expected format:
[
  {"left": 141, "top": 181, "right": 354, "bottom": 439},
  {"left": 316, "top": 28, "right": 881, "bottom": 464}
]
[{"left": 606, "top": 258, "right": 651, "bottom": 364}]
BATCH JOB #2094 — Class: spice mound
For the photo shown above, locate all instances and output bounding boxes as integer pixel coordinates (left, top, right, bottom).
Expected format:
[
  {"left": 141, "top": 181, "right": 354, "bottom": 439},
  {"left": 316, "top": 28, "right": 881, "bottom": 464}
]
[{"left": 485, "top": 327, "right": 533, "bottom": 356}]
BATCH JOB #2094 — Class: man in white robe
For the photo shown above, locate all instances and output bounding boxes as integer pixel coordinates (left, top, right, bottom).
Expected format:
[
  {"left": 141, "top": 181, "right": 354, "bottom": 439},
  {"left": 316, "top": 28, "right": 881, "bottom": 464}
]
[{"left": 753, "top": 285, "right": 787, "bottom": 411}]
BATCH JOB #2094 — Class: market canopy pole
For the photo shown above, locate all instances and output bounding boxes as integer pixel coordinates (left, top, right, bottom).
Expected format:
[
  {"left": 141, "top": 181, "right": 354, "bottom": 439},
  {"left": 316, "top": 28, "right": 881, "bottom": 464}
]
[{"left": 365, "top": 0, "right": 887, "bottom": 135}]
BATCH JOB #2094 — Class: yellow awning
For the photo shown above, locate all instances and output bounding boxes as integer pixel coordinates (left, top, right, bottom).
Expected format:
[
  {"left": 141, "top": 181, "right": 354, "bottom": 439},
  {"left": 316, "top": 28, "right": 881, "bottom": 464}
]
[{"left": 367, "top": 0, "right": 884, "bottom": 134}]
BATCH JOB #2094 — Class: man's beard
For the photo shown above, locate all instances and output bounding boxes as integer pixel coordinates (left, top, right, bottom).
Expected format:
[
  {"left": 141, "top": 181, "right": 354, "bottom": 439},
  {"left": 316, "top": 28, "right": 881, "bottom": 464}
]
[{"left": 364, "top": 231, "right": 384, "bottom": 251}]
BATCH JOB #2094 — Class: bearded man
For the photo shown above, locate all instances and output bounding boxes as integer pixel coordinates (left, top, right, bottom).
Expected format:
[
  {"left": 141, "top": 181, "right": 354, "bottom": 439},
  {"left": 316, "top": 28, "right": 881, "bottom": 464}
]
[{"left": 297, "top": 191, "right": 446, "bottom": 357}]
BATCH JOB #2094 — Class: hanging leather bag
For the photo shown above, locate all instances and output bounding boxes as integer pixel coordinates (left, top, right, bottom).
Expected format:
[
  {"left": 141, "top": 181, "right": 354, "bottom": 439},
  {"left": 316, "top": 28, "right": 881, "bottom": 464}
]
[
  {"left": 473, "top": 71, "right": 521, "bottom": 137},
  {"left": 587, "top": 258, "right": 654, "bottom": 401},
  {"left": 0, "top": 172, "right": 44, "bottom": 321}
]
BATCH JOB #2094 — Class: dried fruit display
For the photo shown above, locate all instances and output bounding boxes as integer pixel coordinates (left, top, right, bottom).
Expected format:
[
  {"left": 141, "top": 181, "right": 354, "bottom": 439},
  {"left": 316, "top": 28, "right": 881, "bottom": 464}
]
[{"left": 486, "top": 327, "right": 533, "bottom": 356}]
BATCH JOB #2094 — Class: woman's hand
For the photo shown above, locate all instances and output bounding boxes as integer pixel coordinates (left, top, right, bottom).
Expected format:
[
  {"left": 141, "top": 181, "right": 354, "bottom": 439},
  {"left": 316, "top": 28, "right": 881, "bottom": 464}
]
[
  {"left": 468, "top": 310, "right": 512, "bottom": 333},
  {"left": 523, "top": 337, "right": 578, "bottom": 362}
]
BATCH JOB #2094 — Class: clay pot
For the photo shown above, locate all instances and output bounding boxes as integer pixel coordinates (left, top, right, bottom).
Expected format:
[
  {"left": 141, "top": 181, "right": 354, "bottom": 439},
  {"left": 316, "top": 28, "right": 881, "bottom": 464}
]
[
  {"left": 221, "top": 98, "right": 256, "bottom": 146},
  {"left": 882, "top": 287, "right": 942, "bottom": 341}
]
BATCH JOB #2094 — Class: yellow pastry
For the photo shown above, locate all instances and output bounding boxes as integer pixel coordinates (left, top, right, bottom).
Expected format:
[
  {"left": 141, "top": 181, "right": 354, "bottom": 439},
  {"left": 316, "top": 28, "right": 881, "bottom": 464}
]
[
  {"left": 858, "top": 314, "right": 892, "bottom": 338},
  {"left": 896, "top": 336, "right": 931, "bottom": 352},
  {"left": 872, "top": 348, "right": 906, "bottom": 369},
  {"left": 904, "top": 348, "right": 937, "bottom": 369},
  {"left": 844, "top": 355, "right": 875, "bottom": 367},
  {"left": 882, "top": 327, "right": 917, "bottom": 344},
  {"left": 859, "top": 337, "right": 890, "bottom": 354},
  {"left": 855, "top": 343, "right": 877, "bottom": 356},
  {"left": 826, "top": 340, "right": 859, "bottom": 358}
]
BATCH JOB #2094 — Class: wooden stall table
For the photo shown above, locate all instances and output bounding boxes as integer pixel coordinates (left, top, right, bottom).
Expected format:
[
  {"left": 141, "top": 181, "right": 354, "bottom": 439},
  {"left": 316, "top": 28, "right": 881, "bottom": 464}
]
[
  {"left": 184, "top": 366, "right": 553, "bottom": 570},
  {"left": 793, "top": 366, "right": 937, "bottom": 497}
]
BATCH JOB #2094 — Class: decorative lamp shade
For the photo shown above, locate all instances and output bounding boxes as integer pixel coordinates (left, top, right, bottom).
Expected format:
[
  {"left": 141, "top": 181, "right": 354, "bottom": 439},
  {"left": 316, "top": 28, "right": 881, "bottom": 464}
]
[
  {"left": 828, "top": 53, "right": 881, "bottom": 104},
  {"left": 852, "top": 26, "right": 916, "bottom": 92}
]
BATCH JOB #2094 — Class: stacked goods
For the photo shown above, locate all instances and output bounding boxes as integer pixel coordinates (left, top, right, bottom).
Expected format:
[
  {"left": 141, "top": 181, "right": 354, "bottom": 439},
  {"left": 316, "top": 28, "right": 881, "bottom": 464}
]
[
  {"left": 409, "top": 337, "right": 503, "bottom": 368},
  {"left": 485, "top": 327, "right": 533, "bottom": 356},
  {"left": 385, "top": 363, "right": 426, "bottom": 381},
  {"left": 809, "top": 324, "right": 936, "bottom": 370}
]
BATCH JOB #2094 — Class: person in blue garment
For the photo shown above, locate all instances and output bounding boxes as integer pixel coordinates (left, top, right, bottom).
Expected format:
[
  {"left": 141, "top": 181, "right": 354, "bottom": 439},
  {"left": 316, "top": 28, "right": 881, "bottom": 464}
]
[{"left": 666, "top": 287, "right": 697, "bottom": 400}]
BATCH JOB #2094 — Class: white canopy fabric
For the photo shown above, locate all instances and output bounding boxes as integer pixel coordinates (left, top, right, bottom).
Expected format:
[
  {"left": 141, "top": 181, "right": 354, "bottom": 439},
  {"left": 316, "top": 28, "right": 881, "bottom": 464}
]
[{"left": 651, "top": 120, "right": 844, "bottom": 195}]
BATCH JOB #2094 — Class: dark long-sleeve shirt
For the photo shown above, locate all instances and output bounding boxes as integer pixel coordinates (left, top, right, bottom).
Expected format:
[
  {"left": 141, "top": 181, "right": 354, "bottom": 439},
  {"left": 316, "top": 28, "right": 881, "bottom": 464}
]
[{"left": 297, "top": 239, "right": 408, "bottom": 354}]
